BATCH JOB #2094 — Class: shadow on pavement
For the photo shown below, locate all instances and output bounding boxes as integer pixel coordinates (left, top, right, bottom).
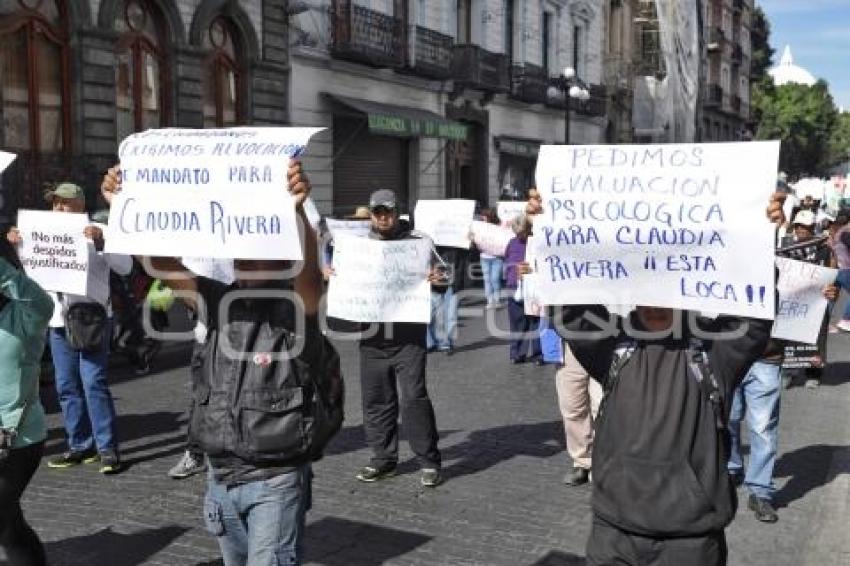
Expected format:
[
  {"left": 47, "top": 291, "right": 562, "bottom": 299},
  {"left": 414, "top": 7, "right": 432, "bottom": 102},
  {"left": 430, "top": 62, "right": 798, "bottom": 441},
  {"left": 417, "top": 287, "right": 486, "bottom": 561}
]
[
  {"left": 304, "top": 517, "right": 431, "bottom": 565},
  {"left": 441, "top": 420, "right": 565, "bottom": 480},
  {"left": 773, "top": 444, "right": 850, "bottom": 508},
  {"left": 530, "top": 550, "right": 586, "bottom": 565},
  {"left": 46, "top": 526, "right": 187, "bottom": 565},
  {"left": 822, "top": 362, "right": 850, "bottom": 386}
]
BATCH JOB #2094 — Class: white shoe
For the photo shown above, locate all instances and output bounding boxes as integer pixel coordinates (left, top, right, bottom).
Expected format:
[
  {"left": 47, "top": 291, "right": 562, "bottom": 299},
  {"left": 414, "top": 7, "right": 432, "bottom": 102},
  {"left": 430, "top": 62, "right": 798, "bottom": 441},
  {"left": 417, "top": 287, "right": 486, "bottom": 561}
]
[
  {"left": 168, "top": 450, "right": 206, "bottom": 479},
  {"left": 837, "top": 320, "right": 850, "bottom": 332}
]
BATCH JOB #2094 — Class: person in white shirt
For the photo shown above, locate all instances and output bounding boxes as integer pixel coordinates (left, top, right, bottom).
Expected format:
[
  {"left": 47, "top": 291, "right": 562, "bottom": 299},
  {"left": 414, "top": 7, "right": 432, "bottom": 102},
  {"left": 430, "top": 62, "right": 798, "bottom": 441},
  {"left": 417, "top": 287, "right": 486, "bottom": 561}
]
[{"left": 8, "top": 183, "right": 131, "bottom": 474}]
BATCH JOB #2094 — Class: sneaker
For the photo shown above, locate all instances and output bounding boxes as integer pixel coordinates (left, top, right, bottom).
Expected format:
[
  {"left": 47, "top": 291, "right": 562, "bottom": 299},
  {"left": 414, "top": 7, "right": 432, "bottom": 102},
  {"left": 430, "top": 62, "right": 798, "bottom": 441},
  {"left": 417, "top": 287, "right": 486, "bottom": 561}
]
[
  {"left": 355, "top": 464, "right": 397, "bottom": 483},
  {"left": 47, "top": 449, "right": 99, "bottom": 469},
  {"left": 563, "top": 467, "right": 590, "bottom": 486},
  {"left": 748, "top": 494, "right": 778, "bottom": 523},
  {"left": 837, "top": 319, "right": 850, "bottom": 332},
  {"left": 804, "top": 378, "right": 820, "bottom": 389},
  {"left": 420, "top": 468, "right": 443, "bottom": 488},
  {"left": 99, "top": 451, "right": 123, "bottom": 474},
  {"left": 168, "top": 450, "right": 207, "bottom": 479}
]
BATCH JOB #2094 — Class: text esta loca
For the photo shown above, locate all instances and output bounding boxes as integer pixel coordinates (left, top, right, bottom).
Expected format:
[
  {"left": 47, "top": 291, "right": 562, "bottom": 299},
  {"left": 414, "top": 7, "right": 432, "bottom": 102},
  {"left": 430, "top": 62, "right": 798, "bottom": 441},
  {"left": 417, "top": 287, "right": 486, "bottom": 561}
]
[{"left": 116, "top": 198, "right": 283, "bottom": 245}]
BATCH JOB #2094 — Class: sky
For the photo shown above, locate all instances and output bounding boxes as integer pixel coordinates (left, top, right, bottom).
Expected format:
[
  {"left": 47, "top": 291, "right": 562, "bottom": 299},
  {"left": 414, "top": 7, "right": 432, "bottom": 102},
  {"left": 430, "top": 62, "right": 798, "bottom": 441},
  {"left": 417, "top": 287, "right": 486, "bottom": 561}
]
[{"left": 759, "top": 1, "right": 850, "bottom": 110}]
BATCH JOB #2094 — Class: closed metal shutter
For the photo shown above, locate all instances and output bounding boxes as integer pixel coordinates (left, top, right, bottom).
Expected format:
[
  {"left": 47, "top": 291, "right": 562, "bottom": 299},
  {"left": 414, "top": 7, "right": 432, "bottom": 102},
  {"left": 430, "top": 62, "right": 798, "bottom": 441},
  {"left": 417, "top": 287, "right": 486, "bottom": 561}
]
[{"left": 333, "top": 116, "right": 409, "bottom": 216}]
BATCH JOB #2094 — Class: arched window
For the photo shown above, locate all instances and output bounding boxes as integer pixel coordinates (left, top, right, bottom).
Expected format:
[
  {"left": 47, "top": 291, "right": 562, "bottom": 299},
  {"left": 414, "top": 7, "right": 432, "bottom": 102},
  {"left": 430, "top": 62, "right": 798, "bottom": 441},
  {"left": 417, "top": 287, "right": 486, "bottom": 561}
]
[
  {"left": 202, "top": 16, "right": 243, "bottom": 128},
  {"left": 0, "top": 0, "right": 70, "bottom": 154},
  {"left": 115, "top": 0, "right": 169, "bottom": 142}
]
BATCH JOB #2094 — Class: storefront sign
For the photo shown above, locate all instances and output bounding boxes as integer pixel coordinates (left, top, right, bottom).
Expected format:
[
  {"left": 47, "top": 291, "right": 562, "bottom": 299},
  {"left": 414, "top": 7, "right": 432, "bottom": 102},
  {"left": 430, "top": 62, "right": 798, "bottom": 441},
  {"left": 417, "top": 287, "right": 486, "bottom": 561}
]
[{"left": 368, "top": 114, "right": 468, "bottom": 140}]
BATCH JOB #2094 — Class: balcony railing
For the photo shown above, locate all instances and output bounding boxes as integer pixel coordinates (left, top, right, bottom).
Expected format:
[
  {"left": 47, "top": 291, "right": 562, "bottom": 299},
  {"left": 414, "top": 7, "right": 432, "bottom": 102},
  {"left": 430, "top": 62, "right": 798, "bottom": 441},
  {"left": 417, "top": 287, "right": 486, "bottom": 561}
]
[
  {"left": 408, "top": 26, "right": 453, "bottom": 79},
  {"left": 510, "top": 63, "right": 548, "bottom": 104},
  {"left": 705, "top": 84, "right": 722, "bottom": 107},
  {"left": 451, "top": 45, "right": 510, "bottom": 93},
  {"left": 546, "top": 83, "right": 608, "bottom": 117},
  {"left": 330, "top": 0, "right": 404, "bottom": 68},
  {"left": 707, "top": 26, "right": 724, "bottom": 51}
]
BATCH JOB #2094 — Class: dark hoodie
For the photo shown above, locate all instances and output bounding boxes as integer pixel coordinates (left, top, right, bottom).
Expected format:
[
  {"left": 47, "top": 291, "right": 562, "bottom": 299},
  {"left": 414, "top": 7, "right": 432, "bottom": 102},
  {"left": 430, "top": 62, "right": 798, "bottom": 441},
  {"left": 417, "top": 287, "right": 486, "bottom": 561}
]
[{"left": 559, "top": 306, "right": 771, "bottom": 537}]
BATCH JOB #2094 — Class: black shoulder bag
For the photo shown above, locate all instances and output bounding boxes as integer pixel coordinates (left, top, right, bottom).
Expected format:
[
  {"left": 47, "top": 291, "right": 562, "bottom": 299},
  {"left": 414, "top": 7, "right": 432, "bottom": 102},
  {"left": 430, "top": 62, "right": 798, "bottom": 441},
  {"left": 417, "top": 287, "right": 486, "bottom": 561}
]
[{"left": 59, "top": 293, "right": 108, "bottom": 352}]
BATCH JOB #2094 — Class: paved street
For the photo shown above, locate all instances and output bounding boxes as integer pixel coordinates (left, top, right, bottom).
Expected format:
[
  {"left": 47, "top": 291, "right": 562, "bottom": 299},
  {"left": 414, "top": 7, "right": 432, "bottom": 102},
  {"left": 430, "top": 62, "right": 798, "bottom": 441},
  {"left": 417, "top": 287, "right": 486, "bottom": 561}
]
[{"left": 4, "top": 298, "right": 850, "bottom": 566}]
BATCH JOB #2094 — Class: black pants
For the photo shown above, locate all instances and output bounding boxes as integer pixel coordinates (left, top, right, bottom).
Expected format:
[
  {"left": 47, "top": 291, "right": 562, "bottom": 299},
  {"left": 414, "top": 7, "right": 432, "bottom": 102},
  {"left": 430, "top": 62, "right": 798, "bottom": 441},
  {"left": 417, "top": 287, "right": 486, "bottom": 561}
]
[
  {"left": 0, "top": 442, "right": 46, "bottom": 566},
  {"left": 359, "top": 342, "right": 441, "bottom": 469},
  {"left": 507, "top": 297, "right": 541, "bottom": 361},
  {"left": 586, "top": 515, "right": 727, "bottom": 566}
]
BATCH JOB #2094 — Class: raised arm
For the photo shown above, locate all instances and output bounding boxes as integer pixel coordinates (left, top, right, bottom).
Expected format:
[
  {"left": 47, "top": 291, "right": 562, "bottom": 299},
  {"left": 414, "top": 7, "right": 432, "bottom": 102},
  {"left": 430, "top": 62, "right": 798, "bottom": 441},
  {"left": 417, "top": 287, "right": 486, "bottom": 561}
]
[{"left": 289, "top": 161, "right": 323, "bottom": 317}]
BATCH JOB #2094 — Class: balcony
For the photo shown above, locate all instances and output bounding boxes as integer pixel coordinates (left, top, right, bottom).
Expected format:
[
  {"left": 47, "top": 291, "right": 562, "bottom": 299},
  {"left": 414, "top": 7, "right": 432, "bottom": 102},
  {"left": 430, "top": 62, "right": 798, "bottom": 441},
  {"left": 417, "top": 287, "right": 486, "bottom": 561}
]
[
  {"left": 408, "top": 26, "right": 453, "bottom": 79},
  {"left": 707, "top": 26, "right": 725, "bottom": 51},
  {"left": 330, "top": 0, "right": 404, "bottom": 68},
  {"left": 546, "top": 82, "right": 608, "bottom": 118},
  {"left": 733, "top": 0, "right": 744, "bottom": 11},
  {"left": 451, "top": 45, "right": 510, "bottom": 93},
  {"left": 705, "top": 84, "right": 722, "bottom": 108},
  {"left": 509, "top": 63, "right": 548, "bottom": 104}
]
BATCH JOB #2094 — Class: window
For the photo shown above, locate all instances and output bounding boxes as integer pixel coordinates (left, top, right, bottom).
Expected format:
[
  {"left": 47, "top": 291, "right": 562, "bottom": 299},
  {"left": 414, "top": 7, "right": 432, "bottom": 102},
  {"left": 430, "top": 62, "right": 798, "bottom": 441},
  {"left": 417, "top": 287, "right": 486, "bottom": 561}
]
[
  {"left": 115, "top": 0, "right": 169, "bottom": 143},
  {"left": 202, "top": 17, "right": 244, "bottom": 128},
  {"left": 457, "top": 0, "right": 471, "bottom": 43},
  {"left": 573, "top": 25, "right": 582, "bottom": 75},
  {"left": 504, "top": 0, "right": 514, "bottom": 61},
  {"left": 0, "top": 0, "right": 70, "bottom": 153},
  {"left": 543, "top": 12, "right": 552, "bottom": 72}
]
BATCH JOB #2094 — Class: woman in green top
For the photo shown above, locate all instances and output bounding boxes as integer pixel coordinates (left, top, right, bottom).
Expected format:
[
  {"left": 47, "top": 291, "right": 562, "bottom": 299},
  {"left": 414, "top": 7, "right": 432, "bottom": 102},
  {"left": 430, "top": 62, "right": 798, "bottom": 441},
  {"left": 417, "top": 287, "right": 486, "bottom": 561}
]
[{"left": 0, "top": 238, "right": 53, "bottom": 566}]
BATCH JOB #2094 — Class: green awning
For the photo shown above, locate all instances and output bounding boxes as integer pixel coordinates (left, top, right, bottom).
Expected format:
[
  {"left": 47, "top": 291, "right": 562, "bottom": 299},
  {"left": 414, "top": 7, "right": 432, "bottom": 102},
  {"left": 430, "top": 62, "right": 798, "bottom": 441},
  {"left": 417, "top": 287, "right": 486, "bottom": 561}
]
[{"left": 324, "top": 94, "right": 468, "bottom": 141}]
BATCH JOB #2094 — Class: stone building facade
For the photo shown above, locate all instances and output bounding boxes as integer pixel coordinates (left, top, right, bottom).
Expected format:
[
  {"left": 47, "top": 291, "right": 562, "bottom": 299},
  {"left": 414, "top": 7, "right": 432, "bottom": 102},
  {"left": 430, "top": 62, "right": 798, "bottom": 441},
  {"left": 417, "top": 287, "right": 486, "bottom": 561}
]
[
  {"left": 290, "top": 0, "right": 608, "bottom": 215},
  {"left": 0, "top": 0, "right": 289, "bottom": 221}
]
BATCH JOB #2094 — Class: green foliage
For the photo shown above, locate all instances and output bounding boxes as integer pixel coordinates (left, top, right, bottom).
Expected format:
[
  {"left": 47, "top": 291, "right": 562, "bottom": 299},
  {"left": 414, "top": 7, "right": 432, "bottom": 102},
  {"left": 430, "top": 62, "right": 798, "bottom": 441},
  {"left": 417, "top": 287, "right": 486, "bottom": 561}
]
[
  {"left": 754, "top": 80, "right": 838, "bottom": 178},
  {"left": 827, "top": 112, "right": 850, "bottom": 169},
  {"left": 750, "top": 7, "right": 774, "bottom": 84}
]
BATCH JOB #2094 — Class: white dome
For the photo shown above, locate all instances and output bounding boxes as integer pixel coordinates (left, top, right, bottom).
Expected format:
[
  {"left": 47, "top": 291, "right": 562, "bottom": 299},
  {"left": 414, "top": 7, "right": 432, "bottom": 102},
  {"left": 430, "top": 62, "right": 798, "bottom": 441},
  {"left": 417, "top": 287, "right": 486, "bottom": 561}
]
[{"left": 769, "top": 45, "right": 817, "bottom": 87}]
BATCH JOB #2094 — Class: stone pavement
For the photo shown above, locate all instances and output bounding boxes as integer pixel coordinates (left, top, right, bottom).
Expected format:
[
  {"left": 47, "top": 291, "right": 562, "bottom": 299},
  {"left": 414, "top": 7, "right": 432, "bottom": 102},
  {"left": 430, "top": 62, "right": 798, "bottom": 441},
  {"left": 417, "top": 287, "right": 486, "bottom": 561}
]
[{"left": 4, "top": 300, "right": 850, "bottom": 566}]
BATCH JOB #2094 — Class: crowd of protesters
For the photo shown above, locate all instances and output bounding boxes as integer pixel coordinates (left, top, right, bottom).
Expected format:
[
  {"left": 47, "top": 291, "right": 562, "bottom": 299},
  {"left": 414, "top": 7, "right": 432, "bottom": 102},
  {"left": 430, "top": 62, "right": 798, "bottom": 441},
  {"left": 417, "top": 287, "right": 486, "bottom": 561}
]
[{"left": 0, "top": 156, "right": 847, "bottom": 566}]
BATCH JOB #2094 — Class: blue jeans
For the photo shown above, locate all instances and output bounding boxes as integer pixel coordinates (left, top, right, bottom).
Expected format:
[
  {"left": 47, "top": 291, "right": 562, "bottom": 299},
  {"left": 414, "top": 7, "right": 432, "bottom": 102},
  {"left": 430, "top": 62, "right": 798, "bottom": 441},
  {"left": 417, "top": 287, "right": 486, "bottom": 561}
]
[
  {"left": 49, "top": 324, "right": 118, "bottom": 453},
  {"left": 835, "top": 269, "right": 850, "bottom": 319},
  {"left": 480, "top": 257, "right": 503, "bottom": 305},
  {"left": 204, "top": 465, "right": 312, "bottom": 566},
  {"left": 427, "top": 288, "right": 457, "bottom": 350},
  {"left": 727, "top": 361, "right": 781, "bottom": 501}
]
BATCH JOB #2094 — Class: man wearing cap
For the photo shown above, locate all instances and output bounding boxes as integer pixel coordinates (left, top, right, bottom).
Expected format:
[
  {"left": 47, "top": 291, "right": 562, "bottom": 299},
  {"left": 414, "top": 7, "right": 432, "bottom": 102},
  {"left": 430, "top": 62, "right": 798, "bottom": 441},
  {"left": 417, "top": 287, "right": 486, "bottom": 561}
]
[
  {"left": 350, "top": 189, "right": 443, "bottom": 487},
  {"left": 7, "top": 183, "right": 131, "bottom": 474}
]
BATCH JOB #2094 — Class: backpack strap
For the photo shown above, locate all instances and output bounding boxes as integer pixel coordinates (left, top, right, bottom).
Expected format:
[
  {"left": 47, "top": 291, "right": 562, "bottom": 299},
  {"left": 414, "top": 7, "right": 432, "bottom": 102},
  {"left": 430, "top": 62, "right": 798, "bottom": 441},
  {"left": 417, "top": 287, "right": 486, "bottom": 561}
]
[
  {"left": 597, "top": 338, "right": 637, "bottom": 421},
  {"left": 686, "top": 338, "right": 725, "bottom": 430}
]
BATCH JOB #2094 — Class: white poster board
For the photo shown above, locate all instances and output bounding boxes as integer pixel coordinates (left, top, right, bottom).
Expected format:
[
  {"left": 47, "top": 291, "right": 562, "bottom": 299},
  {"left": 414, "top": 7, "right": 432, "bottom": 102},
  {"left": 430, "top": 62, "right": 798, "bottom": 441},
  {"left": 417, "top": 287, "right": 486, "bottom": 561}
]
[
  {"left": 531, "top": 142, "right": 780, "bottom": 319},
  {"left": 471, "top": 220, "right": 512, "bottom": 256},
  {"left": 17, "top": 210, "right": 90, "bottom": 295},
  {"left": 181, "top": 257, "right": 236, "bottom": 285},
  {"left": 414, "top": 199, "right": 475, "bottom": 249},
  {"left": 326, "top": 219, "right": 371, "bottom": 239},
  {"left": 105, "top": 127, "right": 323, "bottom": 259},
  {"left": 497, "top": 201, "right": 526, "bottom": 228},
  {"left": 522, "top": 273, "right": 544, "bottom": 316},
  {"left": 0, "top": 151, "right": 15, "bottom": 173},
  {"left": 772, "top": 257, "right": 837, "bottom": 344},
  {"left": 327, "top": 236, "right": 431, "bottom": 323}
]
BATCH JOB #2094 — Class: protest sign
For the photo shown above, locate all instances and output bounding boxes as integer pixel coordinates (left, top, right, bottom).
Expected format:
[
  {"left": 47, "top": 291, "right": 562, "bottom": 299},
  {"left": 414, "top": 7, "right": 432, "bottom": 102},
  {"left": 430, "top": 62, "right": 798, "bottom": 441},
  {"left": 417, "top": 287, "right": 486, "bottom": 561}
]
[
  {"left": 0, "top": 151, "right": 15, "bottom": 173},
  {"left": 771, "top": 257, "right": 837, "bottom": 344},
  {"left": 414, "top": 199, "right": 475, "bottom": 248},
  {"left": 182, "top": 257, "right": 236, "bottom": 284},
  {"left": 327, "top": 235, "right": 431, "bottom": 323},
  {"left": 470, "top": 220, "right": 512, "bottom": 256},
  {"left": 497, "top": 201, "right": 526, "bottom": 228},
  {"left": 17, "top": 210, "right": 89, "bottom": 295},
  {"left": 326, "top": 219, "right": 371, "bottom": 239},
  {"left": 522, "top": 273, "right": 544, "bottom": 316},
  {"left": 531, "top": 142, "right": 780, "bottom": 319},
  {"left": 105, "top": 127, "right": 323, "bottom": 259}
]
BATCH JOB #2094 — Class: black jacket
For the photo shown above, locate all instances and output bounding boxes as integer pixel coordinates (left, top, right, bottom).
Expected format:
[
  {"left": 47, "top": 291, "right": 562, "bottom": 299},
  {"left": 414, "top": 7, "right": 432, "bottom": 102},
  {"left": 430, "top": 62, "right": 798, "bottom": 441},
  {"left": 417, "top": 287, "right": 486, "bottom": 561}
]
[{"left": 560, "top": 306, "right": 771, "bottom": 536}]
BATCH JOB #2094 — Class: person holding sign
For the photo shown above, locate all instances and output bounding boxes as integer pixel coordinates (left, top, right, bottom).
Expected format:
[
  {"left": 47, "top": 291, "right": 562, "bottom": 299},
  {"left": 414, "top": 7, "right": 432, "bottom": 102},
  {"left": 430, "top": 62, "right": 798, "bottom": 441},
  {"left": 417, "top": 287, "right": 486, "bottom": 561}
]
[
  {"left": 0, "top": 238, "right": 54, "bottom": 566},
  {"left": 349, "top": 189, "right": 444, "bottom": 488},
  {"left": 504, "top": 214, "right": 542, "bottom": 364},
  {"left": 525, "top": 189, "right": 787, "bottom": 566},
  {"left": 101, "top": 159, "right": 343, "bottom": 566},
  {"left": 9, "top": 183, "right": 132, "bottom": 475}
]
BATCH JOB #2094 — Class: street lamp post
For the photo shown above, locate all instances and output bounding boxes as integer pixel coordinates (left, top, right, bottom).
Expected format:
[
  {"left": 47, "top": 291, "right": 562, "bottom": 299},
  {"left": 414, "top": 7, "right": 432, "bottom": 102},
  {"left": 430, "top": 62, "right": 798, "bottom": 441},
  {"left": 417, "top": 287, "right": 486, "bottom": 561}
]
[{"left": 547, "top": 67, "right": 591, "bottom": 144}]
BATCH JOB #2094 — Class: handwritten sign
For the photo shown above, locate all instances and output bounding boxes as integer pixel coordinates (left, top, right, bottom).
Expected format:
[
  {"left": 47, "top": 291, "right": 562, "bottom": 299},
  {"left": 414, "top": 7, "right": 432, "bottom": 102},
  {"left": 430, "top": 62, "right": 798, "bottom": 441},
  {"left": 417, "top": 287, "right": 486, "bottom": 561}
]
[
  {"left": 772, "top": 257, "right": 837, "bottom": 344},
  {"left": 17, "top": 210, "right": 89, "bottom": 295},
  {"left": 414, "top": 199, "right": 475, "bottom": 249},
  {"left": 326, "top": 219, "right": 372, "bottom": 239},
  {"left": 0, "top": 151, "right": 15, "bottom": 173},
  {"left": 105, "top": 127, "right": 323, "bottom": 259},
  {"left": 181, "top": 257, "right": 235, "bottom": 284},
  {"left": 471, "top": 221, "right": 512, "bottom": 256},
  {"left": 497, "top": 201, "right": 526, "bottom": 228},
  {"left": 522, "top": 273, "right": 544, "bottom": 316},
  {"left": 531, "top": 142, "right": 780, "bottom": 319},
  {"left": 327, "top": 235, "right": 431, "bottom": 323}
]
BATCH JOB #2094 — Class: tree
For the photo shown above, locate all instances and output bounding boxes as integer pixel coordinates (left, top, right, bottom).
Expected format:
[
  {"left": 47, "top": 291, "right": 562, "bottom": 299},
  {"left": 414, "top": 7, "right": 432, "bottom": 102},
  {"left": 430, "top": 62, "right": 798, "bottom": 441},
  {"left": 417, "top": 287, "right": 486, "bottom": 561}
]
[
  {"left": 754, "top": 80, "right": 838, "bottom": 179},
  {"left": 750, "top": 7, "right": 774, "bottom": 85},
  {"left": 827, "top": 112, "right": 850, "bottom": 169}
]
